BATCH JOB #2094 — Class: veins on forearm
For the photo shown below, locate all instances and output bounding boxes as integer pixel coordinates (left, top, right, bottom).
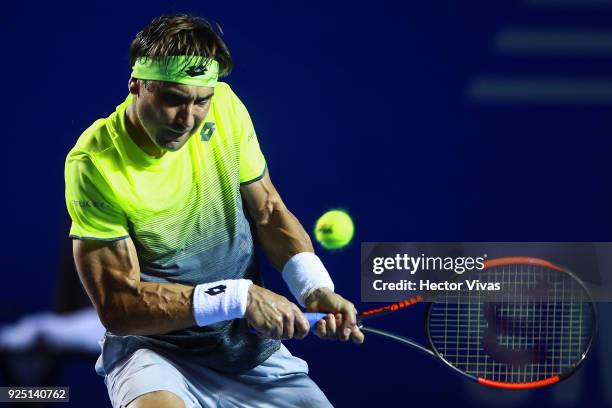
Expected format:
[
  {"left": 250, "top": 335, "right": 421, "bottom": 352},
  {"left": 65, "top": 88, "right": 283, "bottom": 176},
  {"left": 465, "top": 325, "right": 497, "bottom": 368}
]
[
  {"left": 107, "top": 274, "right": 194, "bottom": 335},
  {"left": 255, "top": 200, "right": 314, "bottom": 270}
]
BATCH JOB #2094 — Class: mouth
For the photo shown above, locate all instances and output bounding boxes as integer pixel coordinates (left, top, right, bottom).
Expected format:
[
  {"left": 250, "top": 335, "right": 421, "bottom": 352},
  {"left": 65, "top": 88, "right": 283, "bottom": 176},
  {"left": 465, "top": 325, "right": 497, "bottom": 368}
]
[
  {"left": 160, "top": 127, "right": 191, "bottom": 143},
  {"left": 166, "top": 127, "right": 190, "bottom": 135}
]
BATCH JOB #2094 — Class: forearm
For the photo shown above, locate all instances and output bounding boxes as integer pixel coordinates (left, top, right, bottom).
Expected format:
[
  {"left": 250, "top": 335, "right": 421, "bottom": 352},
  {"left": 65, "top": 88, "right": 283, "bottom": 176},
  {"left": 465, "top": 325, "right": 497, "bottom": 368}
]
[
  {"left": 240, "top": 173, "right": 334, "bottom": 305},
  {"left": 254, "top": 206, "right": 314, "bottom": 271},
  {"left": 101, "top": 280, "right": 195, "bottom": 336},
  {"left": 75, "top": 237, "right": 253, "bottom": 336},
  {"left": 252, "top": 200, "right": 334, "bottom": 307}
]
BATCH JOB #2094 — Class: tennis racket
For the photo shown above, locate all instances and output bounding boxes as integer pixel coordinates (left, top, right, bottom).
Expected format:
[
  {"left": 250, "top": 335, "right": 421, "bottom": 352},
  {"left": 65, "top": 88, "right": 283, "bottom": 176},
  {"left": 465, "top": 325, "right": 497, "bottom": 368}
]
[{"left": 305, "top": 257, "right": 597, "bottom": 389}]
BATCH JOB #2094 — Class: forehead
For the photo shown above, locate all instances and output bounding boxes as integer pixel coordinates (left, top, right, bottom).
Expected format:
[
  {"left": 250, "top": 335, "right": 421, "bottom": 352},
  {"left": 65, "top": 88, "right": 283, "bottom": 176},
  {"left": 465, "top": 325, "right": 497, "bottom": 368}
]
[{"left": 151, "top": 81, "right": 214, "bottom": 98}]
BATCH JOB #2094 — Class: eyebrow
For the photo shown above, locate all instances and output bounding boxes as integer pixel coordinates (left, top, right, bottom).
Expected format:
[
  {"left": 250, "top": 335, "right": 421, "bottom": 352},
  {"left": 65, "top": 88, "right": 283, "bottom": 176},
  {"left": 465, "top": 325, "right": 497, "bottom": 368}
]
[{"left": 160, "top": 89, "right": 214, "bottom": 102}]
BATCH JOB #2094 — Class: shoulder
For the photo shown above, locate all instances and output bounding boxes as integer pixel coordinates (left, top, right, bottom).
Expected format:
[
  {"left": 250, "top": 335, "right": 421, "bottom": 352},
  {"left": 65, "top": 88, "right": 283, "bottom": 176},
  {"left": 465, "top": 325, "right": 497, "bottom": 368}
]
[
  {"left": 67, "top": 117, "right": 115, "bottom": 163},
  {"left": 65, "top": 121, "right": 111, "bottom": 183},
  {"left": 212, "top": 82, "right": 241, "bottom": 108},
  {"left": 211, "top": 82, "right": 252, "bottom": 125},
  {"left": 65, "top": 148, "right": 102, "bottom": 188}
]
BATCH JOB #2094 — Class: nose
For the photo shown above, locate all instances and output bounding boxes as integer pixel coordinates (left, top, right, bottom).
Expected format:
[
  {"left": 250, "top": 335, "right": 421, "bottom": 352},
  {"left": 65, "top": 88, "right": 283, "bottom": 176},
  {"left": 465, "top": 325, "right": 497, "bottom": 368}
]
[{"left": 176, "top": 103, "right": 195, "bottom": 130}]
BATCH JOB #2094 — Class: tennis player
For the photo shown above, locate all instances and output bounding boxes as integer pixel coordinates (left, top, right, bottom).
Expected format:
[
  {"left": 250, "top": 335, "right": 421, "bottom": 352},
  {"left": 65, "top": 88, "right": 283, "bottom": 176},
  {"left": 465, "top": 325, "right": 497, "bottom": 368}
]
[{"left": 64, "top": 13, "right": 364, "bottom": 408}]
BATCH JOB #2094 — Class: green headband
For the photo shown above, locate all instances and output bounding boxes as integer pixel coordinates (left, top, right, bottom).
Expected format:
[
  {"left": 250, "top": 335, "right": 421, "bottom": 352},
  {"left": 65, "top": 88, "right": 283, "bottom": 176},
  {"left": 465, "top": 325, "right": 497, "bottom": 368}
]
[{"left": 131, "top": 56, "right": 219, "bottom": 87}]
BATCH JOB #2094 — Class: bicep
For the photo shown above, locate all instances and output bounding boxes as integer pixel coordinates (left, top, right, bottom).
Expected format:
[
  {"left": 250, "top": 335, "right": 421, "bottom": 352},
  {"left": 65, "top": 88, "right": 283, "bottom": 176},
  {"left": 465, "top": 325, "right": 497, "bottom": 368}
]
[
  {"left": 72, "top": 238, "right": 140, "bottom": 324},
  {"left": 240, "top": 171, "right": 286, "bottom": 225}
]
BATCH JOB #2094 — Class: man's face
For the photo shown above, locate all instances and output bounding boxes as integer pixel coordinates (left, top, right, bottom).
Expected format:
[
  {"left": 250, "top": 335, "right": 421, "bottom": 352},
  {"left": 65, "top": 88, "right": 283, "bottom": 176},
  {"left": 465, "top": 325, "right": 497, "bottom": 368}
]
[{"left": 133, "top": 80, "right": 214, "bottom": 153}]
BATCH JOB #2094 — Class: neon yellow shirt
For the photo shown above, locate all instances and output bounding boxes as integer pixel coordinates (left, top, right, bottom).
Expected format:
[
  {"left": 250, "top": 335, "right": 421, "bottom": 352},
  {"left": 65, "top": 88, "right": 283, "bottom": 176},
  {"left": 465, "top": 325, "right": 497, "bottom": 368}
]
[
  {"left": 65, "top": 82, "right": 278, "bottom": 374},
  {"left": 66, "top": 82, "right": 264, "bottom": 244}
]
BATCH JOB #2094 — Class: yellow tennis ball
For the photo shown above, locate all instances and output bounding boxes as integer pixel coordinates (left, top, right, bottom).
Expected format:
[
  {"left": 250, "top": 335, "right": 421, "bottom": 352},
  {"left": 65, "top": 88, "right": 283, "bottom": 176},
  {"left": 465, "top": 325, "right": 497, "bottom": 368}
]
[{"left": 314, "top": 210, "right": 355, "bottom": 250}]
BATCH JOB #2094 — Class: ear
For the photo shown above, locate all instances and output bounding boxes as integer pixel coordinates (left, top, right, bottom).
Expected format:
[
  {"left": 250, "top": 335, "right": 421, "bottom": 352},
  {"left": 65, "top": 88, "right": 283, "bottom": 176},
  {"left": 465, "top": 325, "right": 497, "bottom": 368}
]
[{"left": 128, "top": 77, "right": 140, "bottom": 95}]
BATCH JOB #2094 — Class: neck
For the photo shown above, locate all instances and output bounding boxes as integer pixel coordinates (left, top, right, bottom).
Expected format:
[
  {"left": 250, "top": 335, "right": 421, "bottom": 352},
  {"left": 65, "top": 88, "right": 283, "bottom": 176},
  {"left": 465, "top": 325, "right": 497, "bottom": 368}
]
[{"left": 125, "top": 104, "right": 164, "bottom": 158}]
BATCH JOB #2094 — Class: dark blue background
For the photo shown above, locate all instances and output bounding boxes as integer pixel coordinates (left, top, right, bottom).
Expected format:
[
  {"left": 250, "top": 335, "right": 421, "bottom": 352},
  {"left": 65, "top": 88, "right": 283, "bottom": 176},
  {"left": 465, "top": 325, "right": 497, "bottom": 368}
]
[{"left": 2, "top": 0, "right": 611, "bottom": 406}]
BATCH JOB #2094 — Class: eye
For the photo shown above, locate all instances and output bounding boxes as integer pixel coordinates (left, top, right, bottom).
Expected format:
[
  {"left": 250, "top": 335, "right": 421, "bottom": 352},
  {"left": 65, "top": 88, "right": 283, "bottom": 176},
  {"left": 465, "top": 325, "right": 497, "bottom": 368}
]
[
  {"left": 196, "top": 98, "right": 211, "bottom": 106},
  {"left": 160, "top": 93, "right": 184, "bottom": 107}
]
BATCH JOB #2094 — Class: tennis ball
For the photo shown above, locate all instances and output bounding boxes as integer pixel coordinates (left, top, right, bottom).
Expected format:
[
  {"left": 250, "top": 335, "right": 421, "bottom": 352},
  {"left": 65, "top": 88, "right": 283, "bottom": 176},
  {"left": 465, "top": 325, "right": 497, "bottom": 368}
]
[{"left": 314, "top": 210, "right": 355, "bottom": 250}]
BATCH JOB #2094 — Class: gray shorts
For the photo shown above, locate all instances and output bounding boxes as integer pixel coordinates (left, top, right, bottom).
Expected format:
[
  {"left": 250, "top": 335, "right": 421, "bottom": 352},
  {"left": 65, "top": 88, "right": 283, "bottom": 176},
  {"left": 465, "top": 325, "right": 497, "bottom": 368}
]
[{"left": 101, "top": 344, "right": 333, "bottom": 408}]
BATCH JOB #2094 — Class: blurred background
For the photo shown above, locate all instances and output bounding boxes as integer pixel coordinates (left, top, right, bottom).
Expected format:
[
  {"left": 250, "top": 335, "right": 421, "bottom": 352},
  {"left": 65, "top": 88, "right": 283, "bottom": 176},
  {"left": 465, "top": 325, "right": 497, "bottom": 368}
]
[{"left": 2, "top": 0, "right": 612, "bottom": 406}]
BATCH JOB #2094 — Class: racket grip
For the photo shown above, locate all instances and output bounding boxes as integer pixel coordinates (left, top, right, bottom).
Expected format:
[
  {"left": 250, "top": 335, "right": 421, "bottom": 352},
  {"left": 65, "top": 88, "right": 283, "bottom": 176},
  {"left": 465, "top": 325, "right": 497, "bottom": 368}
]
[
  {"left": 249, "top": 312, "right": 327, "bottom": 334},
  {"left": 305, "top": 312, "right": 327, "bottom": 328}
]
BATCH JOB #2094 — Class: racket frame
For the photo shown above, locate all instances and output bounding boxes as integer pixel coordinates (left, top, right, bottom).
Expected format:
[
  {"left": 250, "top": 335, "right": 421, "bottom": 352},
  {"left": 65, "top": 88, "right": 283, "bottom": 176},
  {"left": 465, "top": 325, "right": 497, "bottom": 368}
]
[{"left": 357, "top": 257, "right": 598, "bottom": 389}]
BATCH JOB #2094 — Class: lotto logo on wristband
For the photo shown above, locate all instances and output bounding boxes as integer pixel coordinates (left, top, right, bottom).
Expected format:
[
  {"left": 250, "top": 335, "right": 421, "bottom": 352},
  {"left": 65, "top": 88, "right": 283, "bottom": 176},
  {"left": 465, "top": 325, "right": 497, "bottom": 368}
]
[
  {"left": 193, "top": 279, "right": 251, "bottom": 326},
  {"left": 205, "top": 285, "right": 227, "bottom": 296}
]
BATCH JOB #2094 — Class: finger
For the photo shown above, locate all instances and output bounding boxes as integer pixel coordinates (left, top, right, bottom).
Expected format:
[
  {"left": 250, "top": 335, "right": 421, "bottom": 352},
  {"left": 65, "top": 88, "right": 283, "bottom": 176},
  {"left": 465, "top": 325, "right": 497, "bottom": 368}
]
[
  {"left": 293, "top": 308, "right": 310, "bottom": 340},
  {"left": 334, "top": 313, "right": 349, "bottom": 342},
  {"left": 270, "top": 316, "right": 283, "bottom": 340},
  {"left": 336, "top": 315, "right": 349, "bottom": 342},
  {"left": 282, "top": 313, "right": 295, "bottom": 340},
  {"left": 334, "top": 313, "right": 344, "bottom": 336},
  {"left": 326, "top": 314, "right": 337, "bottom": 338},
  {"left": 340, "top": 304, "right": 357, "bottom": 341},
  {"left": 334, "top": 313, "right": 344, "bottom": 328},
  {"left": 315, "top": 318, "right": 327, "bottom": 338},
  {"left": 345, "top": 303, "right": 357, "bottom": 326},
  {"left": 350, "top": 326, "right": 365, "bottom": 344}
]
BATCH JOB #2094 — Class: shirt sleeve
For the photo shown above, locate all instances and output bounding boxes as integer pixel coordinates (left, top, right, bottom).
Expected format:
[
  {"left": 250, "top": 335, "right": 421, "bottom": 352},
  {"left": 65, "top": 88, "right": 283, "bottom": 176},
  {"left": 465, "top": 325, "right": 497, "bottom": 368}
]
[
  {"left": 65, "top": 153, "right": 129, "bottom": 240},
  {"left": 227, "top": 86, "right": 267, "bottom": 184}
]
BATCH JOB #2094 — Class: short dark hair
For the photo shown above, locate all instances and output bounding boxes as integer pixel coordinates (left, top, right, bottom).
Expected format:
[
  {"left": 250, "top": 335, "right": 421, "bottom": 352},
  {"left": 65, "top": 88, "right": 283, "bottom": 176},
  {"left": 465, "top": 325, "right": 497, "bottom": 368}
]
[{"left": 129, "top": 14, "right": 233, "bottom": 77}]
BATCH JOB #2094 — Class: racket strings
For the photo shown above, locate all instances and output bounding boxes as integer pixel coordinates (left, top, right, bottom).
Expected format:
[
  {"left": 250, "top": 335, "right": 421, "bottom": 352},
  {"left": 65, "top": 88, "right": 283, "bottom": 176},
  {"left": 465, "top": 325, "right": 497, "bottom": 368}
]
[{"left": 427, "top": 264, "right": 594, "bottom": 384}]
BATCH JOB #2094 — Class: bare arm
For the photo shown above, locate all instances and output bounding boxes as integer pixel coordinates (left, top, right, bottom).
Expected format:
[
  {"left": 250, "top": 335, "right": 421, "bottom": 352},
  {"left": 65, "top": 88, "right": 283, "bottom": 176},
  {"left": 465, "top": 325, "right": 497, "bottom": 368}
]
[
  {"left": 241, "top": 170, "right": 364, "bottom": 343},
  {"left": 73, "top": 237, "right": 196, "bottom": 336},
  {"left": 240, "top": 171, "right": 313, "bottom": 270}
]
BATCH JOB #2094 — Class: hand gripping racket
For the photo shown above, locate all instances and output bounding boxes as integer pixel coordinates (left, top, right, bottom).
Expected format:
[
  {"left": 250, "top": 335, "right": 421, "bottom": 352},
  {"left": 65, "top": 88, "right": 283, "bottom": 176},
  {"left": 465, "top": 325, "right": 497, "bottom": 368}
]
[{"left": 305, "top": 257, "right": 597, "bottom": 389}]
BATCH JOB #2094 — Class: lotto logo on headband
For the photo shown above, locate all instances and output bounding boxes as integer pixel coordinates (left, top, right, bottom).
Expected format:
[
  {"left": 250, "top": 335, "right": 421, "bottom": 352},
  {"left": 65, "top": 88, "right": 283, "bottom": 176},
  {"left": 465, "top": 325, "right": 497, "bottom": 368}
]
[
  {"left": 185, "top": 64, "right": 208, "bottom": 77},
  {"left": 131, "top": 56, "right": 219, "bottom": 87}
]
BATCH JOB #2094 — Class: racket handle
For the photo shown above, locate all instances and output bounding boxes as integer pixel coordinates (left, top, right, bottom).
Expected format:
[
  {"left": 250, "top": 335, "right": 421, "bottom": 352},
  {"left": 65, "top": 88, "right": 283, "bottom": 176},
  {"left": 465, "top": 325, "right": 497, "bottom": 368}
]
[
  {"left": 304, "top": 312, "right": 327, "bottom": 328},
  {"left": 249, "top": 312, "right": 327, "bottom": 334}
]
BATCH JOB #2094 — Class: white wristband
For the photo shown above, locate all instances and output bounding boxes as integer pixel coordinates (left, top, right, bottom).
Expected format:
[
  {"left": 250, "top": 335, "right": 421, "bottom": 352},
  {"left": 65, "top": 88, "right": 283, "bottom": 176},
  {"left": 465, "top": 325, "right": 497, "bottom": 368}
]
[
  {"left": 192, "top": 279, "right": 253, "bottom": 327},
  {"left": 281, "top": 252, "right": 335, "bottom": 307}
]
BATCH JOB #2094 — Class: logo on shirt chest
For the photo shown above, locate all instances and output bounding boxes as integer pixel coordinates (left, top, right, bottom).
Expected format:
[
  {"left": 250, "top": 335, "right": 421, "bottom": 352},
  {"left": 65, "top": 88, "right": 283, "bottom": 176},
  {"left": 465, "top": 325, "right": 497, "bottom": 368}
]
[{"left": 200, "top": 122, "right": 216, "bottom": 141}]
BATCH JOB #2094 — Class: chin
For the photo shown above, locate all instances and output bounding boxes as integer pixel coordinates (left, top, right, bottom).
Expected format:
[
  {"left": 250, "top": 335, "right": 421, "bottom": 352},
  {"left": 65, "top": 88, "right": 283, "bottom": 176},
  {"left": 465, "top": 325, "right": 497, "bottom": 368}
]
[
  {"left": 161, "top": 142, "right": 184, "bottom": 152},
  {"left": 155, "top": 136, "right": 188, "bottom": 152}
]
